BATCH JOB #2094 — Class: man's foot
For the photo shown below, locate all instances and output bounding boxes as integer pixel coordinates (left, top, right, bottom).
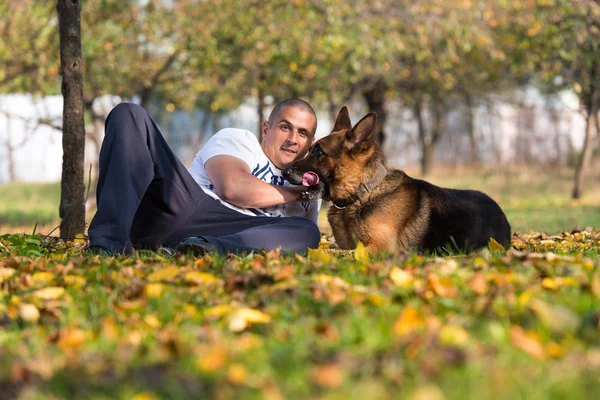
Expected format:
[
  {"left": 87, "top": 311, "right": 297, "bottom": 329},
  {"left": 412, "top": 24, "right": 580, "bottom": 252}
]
[
  {"left": 174, "top": 237, "right": 216, "bottom": 257},
  {"left": 86, "top": 245, "right": 112, "bottom": 257}
]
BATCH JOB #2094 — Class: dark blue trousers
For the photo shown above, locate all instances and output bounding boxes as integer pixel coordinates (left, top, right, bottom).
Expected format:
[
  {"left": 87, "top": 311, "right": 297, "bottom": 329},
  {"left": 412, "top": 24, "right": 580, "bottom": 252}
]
[{"left": 88, "top": 103, "right": 320, "bottom": 255}]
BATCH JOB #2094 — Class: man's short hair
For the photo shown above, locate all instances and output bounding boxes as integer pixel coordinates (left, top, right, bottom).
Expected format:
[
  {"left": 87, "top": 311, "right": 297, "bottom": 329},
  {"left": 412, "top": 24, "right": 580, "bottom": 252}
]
[{"left": 268, "top": 98, "right": 318, "bottom": 135}]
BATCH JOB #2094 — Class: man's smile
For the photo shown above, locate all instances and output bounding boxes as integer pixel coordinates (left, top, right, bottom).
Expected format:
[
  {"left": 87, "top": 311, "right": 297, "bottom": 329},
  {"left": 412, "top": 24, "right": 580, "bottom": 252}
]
[{"left": 280, "top": 147, "right": 298, "bottom": 156}]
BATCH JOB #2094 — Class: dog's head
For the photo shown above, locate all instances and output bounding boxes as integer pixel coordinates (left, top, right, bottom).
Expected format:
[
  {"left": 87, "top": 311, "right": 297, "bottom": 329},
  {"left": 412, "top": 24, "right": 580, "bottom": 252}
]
[{"left": 282, "top": 106, "right": 385, "bottom": 203}]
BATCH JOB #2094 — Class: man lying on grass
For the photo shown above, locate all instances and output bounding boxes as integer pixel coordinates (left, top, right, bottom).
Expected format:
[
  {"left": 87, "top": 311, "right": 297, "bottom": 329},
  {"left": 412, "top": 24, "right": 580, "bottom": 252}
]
[{"left": 87, "top": 99, "right": 324, "bottom": 256}]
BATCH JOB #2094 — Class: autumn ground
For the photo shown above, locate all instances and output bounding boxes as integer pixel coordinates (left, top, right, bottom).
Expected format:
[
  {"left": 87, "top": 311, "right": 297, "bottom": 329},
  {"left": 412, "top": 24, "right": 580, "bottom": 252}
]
[{"left": 1, "top": 166, "right": 600, "bottom": 399}]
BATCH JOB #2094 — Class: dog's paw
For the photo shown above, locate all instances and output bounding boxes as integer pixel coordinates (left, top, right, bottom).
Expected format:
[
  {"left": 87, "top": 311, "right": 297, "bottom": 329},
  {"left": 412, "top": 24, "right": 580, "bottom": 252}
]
[{"left": 300, "top": 182, "right": 326, "bottom": 201}]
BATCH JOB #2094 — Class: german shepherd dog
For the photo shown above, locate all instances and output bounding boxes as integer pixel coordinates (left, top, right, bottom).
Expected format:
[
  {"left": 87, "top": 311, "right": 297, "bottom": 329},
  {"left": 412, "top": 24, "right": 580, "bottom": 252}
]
[{"left": 282, "top": 107, "right": 511, "bottom": 254}]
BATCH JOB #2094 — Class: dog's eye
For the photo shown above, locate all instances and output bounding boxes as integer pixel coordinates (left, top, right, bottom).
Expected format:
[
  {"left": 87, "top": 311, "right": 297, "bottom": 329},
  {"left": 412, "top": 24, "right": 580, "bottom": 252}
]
[{"left": 312, "top": 146, "right": 324, "bottom": 157}]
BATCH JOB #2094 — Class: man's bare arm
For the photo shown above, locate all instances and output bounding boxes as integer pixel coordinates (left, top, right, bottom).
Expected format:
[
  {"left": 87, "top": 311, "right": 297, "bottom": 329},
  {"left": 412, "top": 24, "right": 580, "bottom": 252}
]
[{"left": 204, "top": 155, "right": 307, "bottom": 209}]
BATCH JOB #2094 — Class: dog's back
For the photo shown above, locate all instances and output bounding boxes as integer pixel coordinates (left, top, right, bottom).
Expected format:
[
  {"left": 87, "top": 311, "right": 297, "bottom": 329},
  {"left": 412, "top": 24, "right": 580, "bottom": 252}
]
[{"left": 411, "top": 178, "right": 512, "bottom": 252}]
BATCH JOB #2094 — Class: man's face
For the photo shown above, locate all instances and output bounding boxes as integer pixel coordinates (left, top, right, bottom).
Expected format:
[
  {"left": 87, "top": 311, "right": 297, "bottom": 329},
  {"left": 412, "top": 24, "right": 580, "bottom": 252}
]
[{"left": 261, "top": 106, "right": 316, "bottom": 169}]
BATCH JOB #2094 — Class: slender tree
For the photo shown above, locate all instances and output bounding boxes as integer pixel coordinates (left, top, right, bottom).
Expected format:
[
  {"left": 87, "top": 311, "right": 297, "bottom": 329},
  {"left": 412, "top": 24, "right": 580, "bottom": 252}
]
[{"left": 57, "top": 0, "right": 86, "bottom": 239}]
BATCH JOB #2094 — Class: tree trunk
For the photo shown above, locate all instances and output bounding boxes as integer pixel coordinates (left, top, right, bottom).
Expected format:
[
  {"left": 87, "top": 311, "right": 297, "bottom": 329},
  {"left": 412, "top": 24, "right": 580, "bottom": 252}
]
[
  {"left": 465, "top": 94, "right": 478, "bottom": 166},
  {"left": 57, "top": 0, "right": 86, "bottom": 239},
  {"left": 572, "top": 106, "right": 597, "bottom": 199},
  {"left": 5, "top": 114, "right": 16, "bottom": 183},
  {"left": 414, "top": 99, "right": 433, "bottom": 176},
  {"left": 363, "top": 80, "right": 387, "bottom": 152}
]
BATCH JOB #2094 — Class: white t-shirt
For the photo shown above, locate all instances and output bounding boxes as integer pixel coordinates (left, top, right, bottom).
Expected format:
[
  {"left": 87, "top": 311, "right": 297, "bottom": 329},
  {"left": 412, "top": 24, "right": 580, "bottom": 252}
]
[{"left": 188, "top": 128, "right": 321, "bottom": 223}]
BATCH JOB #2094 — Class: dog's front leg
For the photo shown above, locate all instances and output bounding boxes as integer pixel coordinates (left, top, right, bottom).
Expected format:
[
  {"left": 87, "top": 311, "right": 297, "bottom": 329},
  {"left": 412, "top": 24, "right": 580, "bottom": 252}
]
[{"left": 327, "top": 208, "right": 355, "bottom": 249}]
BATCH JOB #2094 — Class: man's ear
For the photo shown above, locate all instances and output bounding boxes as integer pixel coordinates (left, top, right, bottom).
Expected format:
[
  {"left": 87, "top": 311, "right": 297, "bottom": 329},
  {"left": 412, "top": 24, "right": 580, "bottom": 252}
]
[
  {"left": 261, "top": 120, "right": 269, "bottom": 140},
  {"left": 332, "top": 106, "right": 352, "bottom": 132},
  {"left": 346, "top": 112, "right": 377, "bottom": 148}
]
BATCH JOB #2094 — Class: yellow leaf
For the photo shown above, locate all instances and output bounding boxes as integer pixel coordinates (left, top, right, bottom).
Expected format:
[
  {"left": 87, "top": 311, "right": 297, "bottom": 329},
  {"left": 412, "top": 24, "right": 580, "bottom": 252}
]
[
  {"left": 144, "top": 283, "right": 165, "bottom": 298},
  {"left": 353, "top": 242, "right": 369, "bottom": 265},
  {"left": 518, "top": 287, "right": 538, "bottom": 306},
  {"left": 541, "top": 277, "right": 559, "bottom": 290},
  {"left": 393, "top": 306, "right": 424, "bottom": 336},
  {"left": 74, "top": 233, "right": 87, "bottom": 244},
  {"left": 197, "top": 346, "right": 227, "bottom": 372},
  {"left": 546, "top": 341, "right": 565, "bottom": 358},
  {"left": 438, "top": 325, "right": 469, "bottom": 347},
  {"left": 473, "top": 257, "right": 488, "bottom": 268},
  {"left": 147, "top": 266, "right": 180, "bottom": 282},
  {"left": 58, "top": 328, "right": 86, "bottom": 349},
  {"left": 18, "top": 303, "right": 40, "bottom": 322},
  {"left": 227, "top": 363, "right": 249, "bottom": 385},
  {"left": 313, "top": 274, "right": 350, "bottom": 289},
  {"left": 31, "top": 272, "right": 55, "bottom": 285},
  {"left": 63, "top": 275, "right": 86, "bottom": 288},
  {"left": 144, "top": 314, "right": 161, "bottom": 328},
  {"left": 115, "top": 299, "right": 145, "bottom": 311},
  {"left": 132, "top": 392, "right": 160, "bottom": 400},
  {"left": 308, "top": 248, "right": 336, "bottom": 264},
  {"left": 408, "top": 385, "right": 446, "bottom": 400},
  {"left": 390, "top": 267, "right": 414, "bottom": 287},
  {"left": 318, "top": 242, "right": 331, "bottom": 249},
  {"left": 488, "top": 238, "right": 505, "bottom": 253},
  {"left": 0, "top": 267, "right": 16, "bottom": 283},
  {"left": 32, "top": 287, "right": 65, "bottom": 300},
  {"left": 204, "top": 304, "right": 233, "bottom": 318},
  {"left": 184, "top": 271, "right": 220, "bottom": 285},
  {"left": 229, "top": 308, "right": 271, "bottom": 332}
]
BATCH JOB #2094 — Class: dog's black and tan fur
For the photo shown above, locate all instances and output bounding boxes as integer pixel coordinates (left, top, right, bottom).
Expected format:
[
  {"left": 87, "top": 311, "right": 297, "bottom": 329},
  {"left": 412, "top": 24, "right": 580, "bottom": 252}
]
[{"left": 283, "top": 107, "right": 511, "bottom": 254}]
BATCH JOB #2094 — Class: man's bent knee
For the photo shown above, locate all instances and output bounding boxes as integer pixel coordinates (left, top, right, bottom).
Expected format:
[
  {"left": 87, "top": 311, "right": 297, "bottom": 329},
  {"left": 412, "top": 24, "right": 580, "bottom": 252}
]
[
  {"left": 109, "top": 102, "right": 148, "bottom": 121},
  {"left": 292, "top": 217, "right": 320, "bottom": 250}
]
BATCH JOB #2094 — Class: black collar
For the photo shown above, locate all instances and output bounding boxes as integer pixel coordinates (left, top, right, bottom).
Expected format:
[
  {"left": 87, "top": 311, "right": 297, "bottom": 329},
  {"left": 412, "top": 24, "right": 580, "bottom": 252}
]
[{"left": 332, "top": 163, "right": 387, "bottom": 210}]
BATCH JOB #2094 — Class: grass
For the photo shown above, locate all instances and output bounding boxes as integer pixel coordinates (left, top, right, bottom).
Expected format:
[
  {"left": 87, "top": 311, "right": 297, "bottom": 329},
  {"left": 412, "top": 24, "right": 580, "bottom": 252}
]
[
  {"left": 0, "top": 166, "right": 599, "bottom": 399},
  {"left": 2, "top": 165, "right": 599, "bottom": 236},
  {"left": 0, "top": 232, "right": 599, "bottom": 399}
]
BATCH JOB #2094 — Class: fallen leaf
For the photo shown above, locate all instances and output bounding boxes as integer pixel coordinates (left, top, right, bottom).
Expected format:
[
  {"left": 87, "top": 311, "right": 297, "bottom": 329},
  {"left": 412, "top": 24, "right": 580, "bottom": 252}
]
[
  {"left": 393, "top": 306, "right": 424, "bottom": 336},
  {"left": 32, "top": 287, "right": 65, "bottom": 300},
  {"left": 144, "top": 283, "right": 165, "bottom": 298},
  {"left": 147, "top": 266, "right": 180, "bottom": 282},
  {"left": 311, "top": 364, "right": 344, "bottom": 388},
  {"left": 229, "top": 308, "right": 271, "bottom": 332},
  {"left": 58, "top": 328, "right": 86, "bottom": 350},
  {"left": 488, "top": 237, "right": 506, "bottom": 253},
  {"left": 197, "top": 346, "right": 227, "bottom": 372},
  {"left": 308, "top": 248, "right": 336, "bottom": 264},
  {"left": 468, "top": 271, "right": 487, "bottom": 295},
  {"left": 510, "top": 326, "right": 546, "bottom": 360},
  {"left": 353, "top": 242, "right": 369, "bottom": 265},
  {"left": 184, "top": 271, "right": 220, "bottom": 285},
  {"left": 18, "top": 303, "right": 40, "bottom": 322},
  {"left": 227, "top": 363, "right": 249, "bottom": 385},
  {"left": 390, "top": 267, "right": 414, "bottom": 287},
  {"left": 0, "top": 267, "right": 16, "bottom": 283},
  {"left": 31, "top": 272, "right": 55, "bottom": 285},
  {"left": 131, "top": 393, "right": 160, "bottom": 400},
  {"left": 204, "top": 304, "right": 233, "bottom": 318},
  {"left": 427, "top": 275, "right": 459, "bottom": 298}
]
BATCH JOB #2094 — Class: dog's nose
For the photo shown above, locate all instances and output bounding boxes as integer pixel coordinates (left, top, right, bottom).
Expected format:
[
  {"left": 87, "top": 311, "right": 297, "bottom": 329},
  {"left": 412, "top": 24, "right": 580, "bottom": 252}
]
[{"left": 282, "top": 168, "right": 291, "bottom": 179}]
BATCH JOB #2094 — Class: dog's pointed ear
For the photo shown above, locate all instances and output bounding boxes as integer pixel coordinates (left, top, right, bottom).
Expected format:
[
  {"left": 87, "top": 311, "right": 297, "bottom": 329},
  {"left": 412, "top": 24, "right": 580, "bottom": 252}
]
[
  {"left": 346, "top": 112, "right": 377, "bottom": 147},
  {"left": 332, "top": 106, "right": 352, "bottom": 132}
]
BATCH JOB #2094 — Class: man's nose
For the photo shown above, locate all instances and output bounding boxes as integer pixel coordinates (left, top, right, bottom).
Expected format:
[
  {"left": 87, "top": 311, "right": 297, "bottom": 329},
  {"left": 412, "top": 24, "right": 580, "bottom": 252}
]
[{"left": 286, "top": 130, "right": 298, "bottom": 143}]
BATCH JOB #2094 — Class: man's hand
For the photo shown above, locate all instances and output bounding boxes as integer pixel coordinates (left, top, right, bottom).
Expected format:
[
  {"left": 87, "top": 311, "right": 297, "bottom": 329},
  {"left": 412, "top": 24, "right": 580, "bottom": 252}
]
[{"left": 299, "top": 181, "right": 326, "bottom": 202}]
